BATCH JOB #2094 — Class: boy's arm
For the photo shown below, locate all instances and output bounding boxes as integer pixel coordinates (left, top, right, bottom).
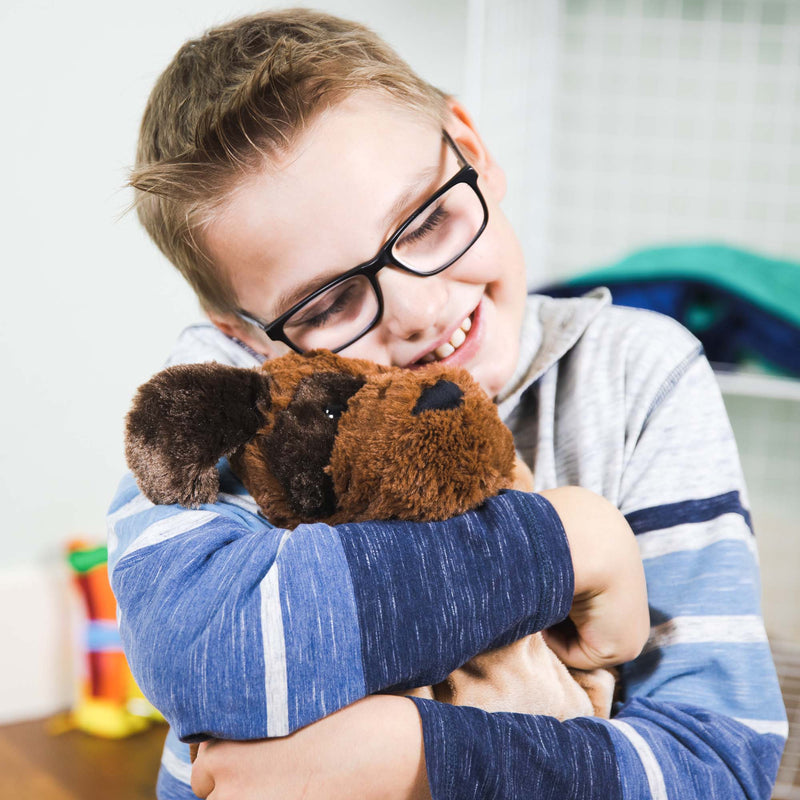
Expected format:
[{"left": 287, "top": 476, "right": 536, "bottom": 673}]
[
  {"left": 191, "top": 341, "right": 787, "bottom": 800},
  {"left": 113, "top": 328, "right": 644, "bottom": 748},
  {"left": 108, "top": 472, "right": 575, "bottom": 741}
]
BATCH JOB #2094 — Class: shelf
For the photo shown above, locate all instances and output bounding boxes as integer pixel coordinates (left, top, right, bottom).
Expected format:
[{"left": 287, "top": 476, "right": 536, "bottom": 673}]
[{"left": 713, "top": 367, "right": 800, "bottom": 402}]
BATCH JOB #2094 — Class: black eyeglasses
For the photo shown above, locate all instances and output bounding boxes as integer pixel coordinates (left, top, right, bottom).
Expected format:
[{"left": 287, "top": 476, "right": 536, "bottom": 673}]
[{"left": 235, "top": 130, "right": 489, "bottom": 354}]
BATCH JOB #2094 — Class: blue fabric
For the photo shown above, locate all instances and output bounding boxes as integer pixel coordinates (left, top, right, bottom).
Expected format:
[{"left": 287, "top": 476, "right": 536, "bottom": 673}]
[
  {"left": 115, "top": 517, "right": 275, "bottom": 741},
  {"left": 412, "top": 695, "right": 783, "bottom": 800},
  {"left": 615, "top": 699, "right": 784, "bottom": 800},
  {"left": 603, "top": 279, "right": 800, "bottom": 374},
  {"left": 109, "top": 477, "right": 573, "bottom": 743},
  {"left": 643, "top": 542, "right": 764, "bottom": 617},
  {"left": 157, "top": 767, "right": 193, "bottom": 800},
  {"left": 627, "top": 642, "right": 785, "bottom": 719},
  {"left": 156, "top": 728, "right": 193, "bottom": 799},
  {"left": 411, "top": 697, "right": 624, "bottom": 800},
  {"left": 625, "top": 490, "right": 753, "bottom": 534},
  {"left": 279, "top": 522, "right": 367, "bottom": 731},
  {"left": 337, "top": 491, "right": 573, "bottom": 692}
]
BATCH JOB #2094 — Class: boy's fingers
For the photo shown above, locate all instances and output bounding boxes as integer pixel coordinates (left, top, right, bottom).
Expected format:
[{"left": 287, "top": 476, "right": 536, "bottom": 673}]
[
  {"left": 543, "top": 622, "right": 605, "bottom": 671},
  {"left": 544, "top": 632, "right": 610, "bottom": 671},
  {"left": 190, "top": 769, "right": 214, "bottom": 799},
  {"left": 543, "top": 614, "right": 635, "bottom": 670}
]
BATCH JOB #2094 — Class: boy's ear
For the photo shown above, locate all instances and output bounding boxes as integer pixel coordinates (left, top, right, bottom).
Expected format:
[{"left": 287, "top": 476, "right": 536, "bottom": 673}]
[
  {"left": 125, "top": 363, "right": 272, "bottom": 508},
  {"left": 445, "top": 97, "right": 507, "bottom": 203},
  {"left": 207, "top": 312, "right": 288, "bottom": 360}
]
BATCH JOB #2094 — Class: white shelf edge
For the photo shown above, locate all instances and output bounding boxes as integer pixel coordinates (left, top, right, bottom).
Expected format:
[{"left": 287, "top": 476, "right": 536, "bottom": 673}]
[{"left": 713, "top": 367, "right": 800, "bottom": 402}]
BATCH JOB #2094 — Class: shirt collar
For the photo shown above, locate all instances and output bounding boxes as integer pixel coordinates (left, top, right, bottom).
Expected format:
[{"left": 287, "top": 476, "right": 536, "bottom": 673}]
[{"left": 496, "top": 287, "right": 611, "bottom": 419}]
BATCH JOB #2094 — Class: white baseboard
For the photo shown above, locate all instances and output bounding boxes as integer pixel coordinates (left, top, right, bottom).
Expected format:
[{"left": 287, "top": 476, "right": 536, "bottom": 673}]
[{"left": 0, "top": 562, "right": 77, "bottom": 725}]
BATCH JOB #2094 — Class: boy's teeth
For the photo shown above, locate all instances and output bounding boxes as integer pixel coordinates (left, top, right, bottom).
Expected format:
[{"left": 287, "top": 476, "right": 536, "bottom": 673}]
[
  {"left": 430, "top": 315, "right": 472, "bottom": 361},
  {"left": 450, "top": 327, "right": 466, "bottom": 348},
  {"left": 435, "top": 342, "right": 456, "bottom": 359}
]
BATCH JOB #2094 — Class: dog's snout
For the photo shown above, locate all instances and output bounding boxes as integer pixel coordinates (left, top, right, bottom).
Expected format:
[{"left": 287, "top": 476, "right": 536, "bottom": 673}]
[{"left": 412, "top": 379, "right": 465, "bottom": 415}]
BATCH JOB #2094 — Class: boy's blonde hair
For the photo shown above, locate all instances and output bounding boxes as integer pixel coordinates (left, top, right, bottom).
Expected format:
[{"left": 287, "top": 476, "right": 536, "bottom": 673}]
[{"left": 131, "top": 8, "right": 449, "bottom": 316}]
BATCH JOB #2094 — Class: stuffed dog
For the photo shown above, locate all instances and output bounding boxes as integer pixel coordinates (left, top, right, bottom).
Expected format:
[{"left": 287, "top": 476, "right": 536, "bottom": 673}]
[{"left": 125, "top": 350, "right": 614, "bottom": 719}]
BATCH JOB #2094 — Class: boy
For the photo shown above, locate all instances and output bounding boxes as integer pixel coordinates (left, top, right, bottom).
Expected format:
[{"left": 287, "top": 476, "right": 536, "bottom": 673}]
[{"left": 110, "top": 8, "right": 786, "bottom": 799}]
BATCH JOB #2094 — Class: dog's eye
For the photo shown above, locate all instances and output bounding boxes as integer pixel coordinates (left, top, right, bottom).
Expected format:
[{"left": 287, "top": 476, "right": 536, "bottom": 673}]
[{"left": 324, "top": 403, "right": 346, "bottom": 421}]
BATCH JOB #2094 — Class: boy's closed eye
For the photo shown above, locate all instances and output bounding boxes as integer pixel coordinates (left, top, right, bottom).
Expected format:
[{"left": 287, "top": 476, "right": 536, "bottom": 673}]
[
  {"left": 290, "top": 280, "right": 368, "bottom": 330},
  {"left": 397, "top": 202, "right": 449, "bottom": 247}
]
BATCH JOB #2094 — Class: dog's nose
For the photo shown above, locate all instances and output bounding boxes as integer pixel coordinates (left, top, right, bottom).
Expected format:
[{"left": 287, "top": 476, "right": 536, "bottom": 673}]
[{"left": 412, "top": 379, "right": 465, "bottom": 415}]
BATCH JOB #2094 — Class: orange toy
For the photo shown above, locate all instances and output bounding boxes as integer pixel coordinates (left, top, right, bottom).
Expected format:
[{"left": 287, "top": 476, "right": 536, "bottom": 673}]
[{"left": 66, "top": 541, "right": 162, "bottom": 737}]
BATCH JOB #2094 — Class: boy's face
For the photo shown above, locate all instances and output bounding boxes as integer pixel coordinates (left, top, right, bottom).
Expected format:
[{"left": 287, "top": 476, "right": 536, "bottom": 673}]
[{"left": 205, "top": 93, "right": 527, "bottom": 398}]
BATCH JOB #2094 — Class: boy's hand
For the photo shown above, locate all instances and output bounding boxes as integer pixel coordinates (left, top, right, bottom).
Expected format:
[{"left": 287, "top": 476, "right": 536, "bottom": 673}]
[
  {"left": 539, "top": 487, "right": 650, "bottom": 671},
  {"left": 191, "top": 696, "right": 430, "bottom": 800}
]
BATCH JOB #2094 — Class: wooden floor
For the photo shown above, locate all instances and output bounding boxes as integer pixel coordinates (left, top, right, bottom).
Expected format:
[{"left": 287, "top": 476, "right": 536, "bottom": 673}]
[{"left": 0, "top": 717, "right": 166, "bottom": 799}]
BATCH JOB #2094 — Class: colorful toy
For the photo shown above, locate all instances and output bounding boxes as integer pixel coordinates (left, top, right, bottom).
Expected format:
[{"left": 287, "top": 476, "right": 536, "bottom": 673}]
[{"left": 65, "top": 541, "right": 162, "bottom": 738}]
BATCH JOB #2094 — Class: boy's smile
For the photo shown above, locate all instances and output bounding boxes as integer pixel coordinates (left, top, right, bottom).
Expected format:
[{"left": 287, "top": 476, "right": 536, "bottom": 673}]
[{"left": 204, "top": 92, "right": 527, "bottom": 398}]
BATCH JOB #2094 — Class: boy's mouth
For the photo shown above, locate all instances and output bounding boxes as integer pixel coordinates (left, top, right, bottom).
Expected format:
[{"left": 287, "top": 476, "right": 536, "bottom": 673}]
[
  {"left": 419, "top": 315, "right": 473, "bottom": 363},
  {"left": 410, "top": 306, "right": 479, "bottom": 367}
]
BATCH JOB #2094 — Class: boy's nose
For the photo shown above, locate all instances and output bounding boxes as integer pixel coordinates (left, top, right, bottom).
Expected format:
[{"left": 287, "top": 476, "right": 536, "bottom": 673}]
[{"left": 378, "top": 269, "right": 448, "bottom": 342}]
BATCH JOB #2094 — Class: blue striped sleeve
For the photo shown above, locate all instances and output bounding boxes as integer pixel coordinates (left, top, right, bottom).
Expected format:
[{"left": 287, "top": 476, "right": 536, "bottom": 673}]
[
  {"left": 621, "top": 489, "right": 785, "bottom": 732},
  {"left": 411, "top": 698, "right": 624, "bottom": 799},
  {"left": 155, "top": 728, "right": 194, "bottom": 799},
  {"left": 337, "top": 490, "right": 573, "bottom": 693},
  {"left": 411, "top": 668, "right": 783, "bottom": 800},
  {"left": 109, "top": 464, "right": 573, "bottom": 743},
  {"left": 611, "top": 699, "right": 784, "bottom": 800},
  {"left": 626, "top": 490, "right": 753, "bottom": 535}
]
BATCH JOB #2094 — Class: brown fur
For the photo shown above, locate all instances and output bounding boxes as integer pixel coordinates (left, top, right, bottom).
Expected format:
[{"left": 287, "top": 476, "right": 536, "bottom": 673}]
[{"left": 126, "top": 350, "right": 615, "bottom": 727}]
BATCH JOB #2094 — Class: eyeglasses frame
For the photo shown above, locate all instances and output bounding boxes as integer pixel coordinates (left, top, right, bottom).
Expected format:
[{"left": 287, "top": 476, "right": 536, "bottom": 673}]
[{"left": 235, "top": 129, "right": 489, "bottom": 354}]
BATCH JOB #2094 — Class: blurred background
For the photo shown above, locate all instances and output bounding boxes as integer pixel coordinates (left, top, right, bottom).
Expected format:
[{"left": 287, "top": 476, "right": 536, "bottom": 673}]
[{"left": 1, "top": 0, "right": 798, "bottom": 781}]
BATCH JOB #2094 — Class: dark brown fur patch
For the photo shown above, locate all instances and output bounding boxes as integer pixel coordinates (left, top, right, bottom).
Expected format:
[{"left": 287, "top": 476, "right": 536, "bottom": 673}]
[
  {"left": 125, "top": 363, "right": 271, "bottom": 507},
  {"left": 259, "top": 371, "right": 365, "bottom": 520}
]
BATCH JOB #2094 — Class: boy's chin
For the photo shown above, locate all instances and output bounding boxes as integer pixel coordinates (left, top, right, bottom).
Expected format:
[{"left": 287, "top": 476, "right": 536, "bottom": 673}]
[
  {"left": 479, "top": 346, "right": 521, "bottom": 399},
  {"left": 475, "top": 366, "right": 512, "bottom": 400}
]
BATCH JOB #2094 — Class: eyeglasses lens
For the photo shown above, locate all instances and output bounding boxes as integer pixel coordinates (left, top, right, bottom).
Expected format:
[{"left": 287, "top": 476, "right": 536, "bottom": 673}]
[
  {"left": 283, "top": 179, "right": 485, "bottom": 352},
  {"left": 391, "top": 180, "right": 485, "bottom": 274},
  {"left": 283, "top": 274, "right": 380, "bottom": 352}
]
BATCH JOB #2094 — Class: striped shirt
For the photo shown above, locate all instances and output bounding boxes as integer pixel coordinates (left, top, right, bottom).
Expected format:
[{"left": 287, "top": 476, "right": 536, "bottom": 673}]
[{"left": 108, "top": 290, "right": 787, "bottom": 799}]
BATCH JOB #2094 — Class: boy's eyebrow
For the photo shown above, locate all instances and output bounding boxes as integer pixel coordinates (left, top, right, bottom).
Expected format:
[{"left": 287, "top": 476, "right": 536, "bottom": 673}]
[
  {"left": 271, "top": 162, "right": 443, "bottom": 317},
  {"left": 381, "top": 162, "right": 442, "bottom": 232}
]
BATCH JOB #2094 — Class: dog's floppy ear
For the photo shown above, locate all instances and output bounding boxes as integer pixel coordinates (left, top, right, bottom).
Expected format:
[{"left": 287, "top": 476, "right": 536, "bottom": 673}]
[{"left": 125, "top": 363, "right": 271, "bottom": 508}]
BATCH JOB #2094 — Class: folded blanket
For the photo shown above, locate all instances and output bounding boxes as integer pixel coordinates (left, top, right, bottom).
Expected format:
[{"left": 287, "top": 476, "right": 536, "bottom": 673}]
[{"left": 540, "top": 244, "right": 800, "bottom": 376}]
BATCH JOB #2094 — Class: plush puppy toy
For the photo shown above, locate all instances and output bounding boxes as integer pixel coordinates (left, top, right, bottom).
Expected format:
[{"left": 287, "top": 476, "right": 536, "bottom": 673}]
[{"left": 125, "top": 350, "right": 614, "bottom": 719}]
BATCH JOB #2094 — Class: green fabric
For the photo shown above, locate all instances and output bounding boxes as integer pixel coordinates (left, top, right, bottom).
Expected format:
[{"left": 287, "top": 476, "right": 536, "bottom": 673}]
[
  {"left": 69, "top": 545, "right": 108, "bottom": 574},
  {"left": 565, "top": 244, "right": 800, "bottom": 326}
]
